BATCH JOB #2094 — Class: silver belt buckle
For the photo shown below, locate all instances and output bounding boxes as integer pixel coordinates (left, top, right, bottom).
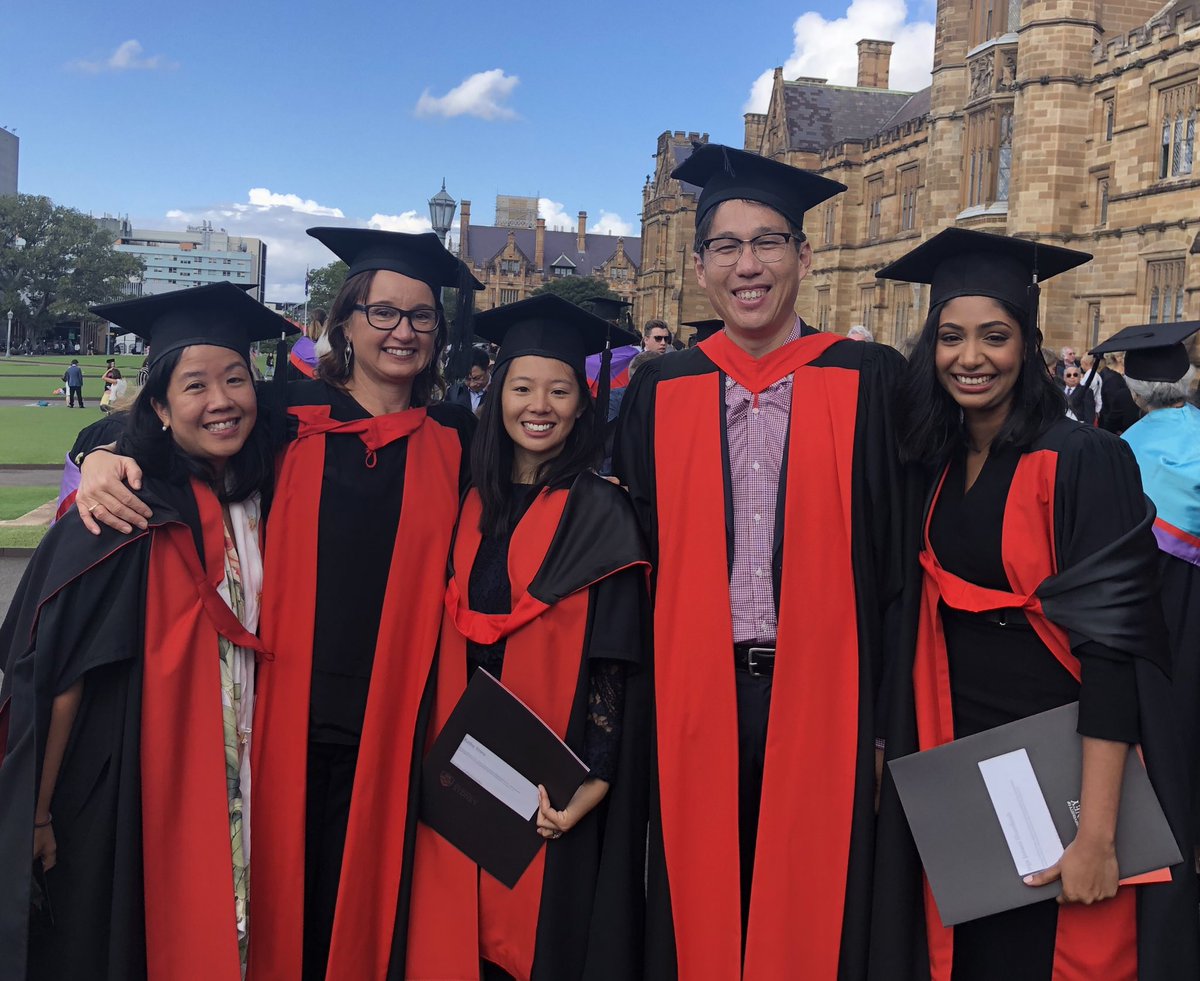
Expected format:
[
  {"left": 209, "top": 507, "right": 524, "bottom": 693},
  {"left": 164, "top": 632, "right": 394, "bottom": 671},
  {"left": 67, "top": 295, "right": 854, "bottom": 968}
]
[{"left": 747, "top": 646, "right": 775, "bottom": 677}]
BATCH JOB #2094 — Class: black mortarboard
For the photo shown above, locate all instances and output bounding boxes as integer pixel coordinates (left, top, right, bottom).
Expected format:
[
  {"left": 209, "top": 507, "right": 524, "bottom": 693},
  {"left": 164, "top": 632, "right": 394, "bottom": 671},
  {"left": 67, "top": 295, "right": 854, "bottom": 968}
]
[
  {"left": 683, "top": 318, "right": 724, "bottom": 343},
  {"left": 583, "top": 295, "right": 632, "bottom": 324},
  {"left": 670, "top": 143, "right": 846, "bottom": 231},
  {"left": 306, "top": 227, "right": 481, "bottom": 291},
  {"left": 875, "top": 228, "right": 1091, "bottom": 320},
  {"left": 1090, "top": 321, "right": 1200, "bottom": 382},
  {"left": 91, "top": 281, "right": 298, "bottom": 368},
  {"left": 474, "top": 294, "right": 637, "bottom": 376}
]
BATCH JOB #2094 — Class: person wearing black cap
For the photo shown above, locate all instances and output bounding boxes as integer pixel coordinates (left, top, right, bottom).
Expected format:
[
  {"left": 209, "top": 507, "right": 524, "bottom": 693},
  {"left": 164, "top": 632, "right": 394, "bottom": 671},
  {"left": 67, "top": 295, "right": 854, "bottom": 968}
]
[
  {"left": 873, "top": 230, "right": 1197, "bottom": 981},
  {"left": 0, "top": 282, "right": 296, "bottom": 981},
  {"left": 73, "top": 227, "right": 483, "bottom": 980},
  {"left": 682, "top": 318, "right": 724, "bottom": 347},
  {"left": 613, "top": 143, "right": 916, "bottom": 980},
  {"left": 406, "top": 292, "right": 650, "bottom": 981},
  {"left": 1101, "top": 322, "right": 1200, "bottom": 867}
]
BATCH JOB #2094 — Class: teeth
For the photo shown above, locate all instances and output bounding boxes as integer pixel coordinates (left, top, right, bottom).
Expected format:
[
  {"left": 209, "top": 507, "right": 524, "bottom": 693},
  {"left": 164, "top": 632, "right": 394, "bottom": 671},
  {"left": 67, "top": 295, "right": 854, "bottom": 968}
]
[
  {"left": 735, "top": 289, "right": 764, "bottom": 301},
  {"left": 524, "top": 422, "right": 552, "bottom": 432},
  {"left": 205, "top": 420, "right": 237, "bottom": 431},
  {"left": 384, "top": 348, "right": 416, "bottom": 357},
  {"left": 954, "top": 375, "right": 993, "bottom": 386}
]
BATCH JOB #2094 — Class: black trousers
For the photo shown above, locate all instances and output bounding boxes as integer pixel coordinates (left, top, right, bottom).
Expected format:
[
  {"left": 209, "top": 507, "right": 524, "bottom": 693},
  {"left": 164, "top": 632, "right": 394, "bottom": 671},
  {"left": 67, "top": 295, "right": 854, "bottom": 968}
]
[
  {"left": 735, "top": 667, "right": 773, "bottom": 930},
  {"left": 68, "top": 385, "right": 83, "bottom": 407},
  {"left": 303, "top": 741, "right": 359, "bottom": 981}
]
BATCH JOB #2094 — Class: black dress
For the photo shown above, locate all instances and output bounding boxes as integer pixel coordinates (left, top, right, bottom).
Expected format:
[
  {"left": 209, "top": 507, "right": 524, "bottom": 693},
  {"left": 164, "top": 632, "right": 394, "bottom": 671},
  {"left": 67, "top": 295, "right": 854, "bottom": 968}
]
[{"left": 928, "top": 445, "right": 1139, "bottom": 981}]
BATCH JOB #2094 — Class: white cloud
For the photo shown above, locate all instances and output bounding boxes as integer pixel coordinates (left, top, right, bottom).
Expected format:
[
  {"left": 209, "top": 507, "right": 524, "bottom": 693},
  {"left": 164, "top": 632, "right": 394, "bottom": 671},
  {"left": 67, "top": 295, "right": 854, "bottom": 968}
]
[
  {"left": 143, "top": 188, "right": 436, "bottom": 302},
  {"left": 591, "top": 211, "right": 634, "bottom": 237},
  {"left": 368, "top": 211, "right": 433, "bottom": 233},
  {"left": 415, "top": 69, "right": 520, "bottom": 121},
  {"left": 71, "top": 39, "right": 177, "bottom": 73},
  {"left": 538, "top": 198, "right": 575, "bottom": 232},
  {"left": 744, "top": 0, "right": 934, "bottom": 112}
]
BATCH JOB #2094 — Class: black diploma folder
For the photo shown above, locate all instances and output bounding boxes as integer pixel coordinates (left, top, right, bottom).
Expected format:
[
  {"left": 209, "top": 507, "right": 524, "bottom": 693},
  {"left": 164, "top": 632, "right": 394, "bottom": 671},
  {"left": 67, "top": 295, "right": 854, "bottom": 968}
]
[
  {"left": 419, "top": 669, "right": 589, "bottom": 888},
  {"left": 889, "top": 702, "right": 1181, "bottom": 926}
]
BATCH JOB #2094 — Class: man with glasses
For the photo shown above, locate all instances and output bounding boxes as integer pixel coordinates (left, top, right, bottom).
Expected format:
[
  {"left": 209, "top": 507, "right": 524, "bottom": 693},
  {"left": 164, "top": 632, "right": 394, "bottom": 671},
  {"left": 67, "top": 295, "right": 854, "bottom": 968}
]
[
  {"left": 643, "top": 319, "right": 674, "bottom": 354},
  {"left": 614, "top": 145, "right": 914, "bottom": 980},
  {"left": 444, "top": 346, "right": 491, "bottom": 413}
]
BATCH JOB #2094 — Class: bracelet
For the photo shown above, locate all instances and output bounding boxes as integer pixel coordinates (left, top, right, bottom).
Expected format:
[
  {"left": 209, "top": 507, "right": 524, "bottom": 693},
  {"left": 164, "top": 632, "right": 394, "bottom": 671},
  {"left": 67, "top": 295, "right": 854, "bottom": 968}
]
[
  {"left": 76, "top": 445, "right": 116, "bottom": 467},
  {"left": 34, "top": 814, "right": 52, "bottom": 829}
]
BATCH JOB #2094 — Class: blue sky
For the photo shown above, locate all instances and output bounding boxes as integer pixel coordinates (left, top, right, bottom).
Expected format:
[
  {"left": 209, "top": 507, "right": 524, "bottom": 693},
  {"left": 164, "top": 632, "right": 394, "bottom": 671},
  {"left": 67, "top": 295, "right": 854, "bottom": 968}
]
[{"left": 3, "top": 0, "right": 936, "bottom": 300}]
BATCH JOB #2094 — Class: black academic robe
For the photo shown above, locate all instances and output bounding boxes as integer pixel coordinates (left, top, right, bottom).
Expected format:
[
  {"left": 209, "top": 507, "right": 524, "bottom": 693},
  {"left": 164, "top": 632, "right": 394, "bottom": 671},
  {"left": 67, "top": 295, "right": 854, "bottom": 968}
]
[
  {"left": 1099, "top": 369, "right": 1140, "bottom": 435},
  {"left": 870, "top": 419, "right": 1200, "bottom": 981},
  {"left": 0, "top": 479, "right": 211, "bottom": 981},
  {"left": 613, "top": 328, "right": 919, "bottom": 981}
]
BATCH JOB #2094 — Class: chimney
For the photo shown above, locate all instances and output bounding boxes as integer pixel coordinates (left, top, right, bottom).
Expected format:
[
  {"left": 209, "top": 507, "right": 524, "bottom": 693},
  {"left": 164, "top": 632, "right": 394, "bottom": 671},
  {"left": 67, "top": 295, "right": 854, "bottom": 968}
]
[
  {"left": 535, "top": 217, "right": 545, "bottom": 271},
  {"left": 856, "top": 39, "right": 894, "bottom": 89},
  {"left": 577, "top": 211, "right": 587, "bottom": 252},
  {"left": 460, "top": 199, "right": 471, "bottom": 261}
]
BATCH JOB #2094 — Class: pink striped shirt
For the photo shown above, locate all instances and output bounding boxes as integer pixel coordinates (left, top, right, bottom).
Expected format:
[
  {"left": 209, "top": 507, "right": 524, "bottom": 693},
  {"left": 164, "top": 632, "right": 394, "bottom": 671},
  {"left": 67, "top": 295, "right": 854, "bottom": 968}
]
[{"left": 726, "top": 319, "right": 803, "bottom": 643}]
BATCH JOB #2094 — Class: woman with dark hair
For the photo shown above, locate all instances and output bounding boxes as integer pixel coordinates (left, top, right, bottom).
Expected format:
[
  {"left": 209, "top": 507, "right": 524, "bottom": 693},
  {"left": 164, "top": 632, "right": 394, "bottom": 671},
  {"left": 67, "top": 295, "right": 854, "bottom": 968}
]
[
  {"left": 405, "top": 294, "right": 651, "bottom": 981},
  {"left": 74, "top": 228, "right": 481, "bottom": 980},
  {"left": 870, "top": 229, "right": 1197, "bottom": 981},
  {"left": 0, "top": 283, "right": 296, "bottom": 981}
]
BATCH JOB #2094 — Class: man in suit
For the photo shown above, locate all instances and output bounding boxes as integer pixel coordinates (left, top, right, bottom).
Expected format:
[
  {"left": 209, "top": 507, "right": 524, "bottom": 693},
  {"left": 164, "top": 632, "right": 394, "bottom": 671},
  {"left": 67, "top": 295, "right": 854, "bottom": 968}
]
[
  {"left": 1064, "top": 363, "right": 1096, "bottom": 424},
  {"left": 444, "top": 346, "right": 490, "bottom": 413}
]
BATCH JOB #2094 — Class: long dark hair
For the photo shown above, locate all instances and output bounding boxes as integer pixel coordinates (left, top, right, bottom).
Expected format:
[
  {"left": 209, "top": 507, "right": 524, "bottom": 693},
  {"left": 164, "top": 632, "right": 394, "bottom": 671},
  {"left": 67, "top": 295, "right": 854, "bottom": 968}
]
[
  {"left": 472, "top": 358, "right": 598, "bottom": 537},
  {"left": 897, "top": 299, "right": 1066, "bottom": 466},
  {"left": 119, "top": 348, "right": 276, "bottom": 503},
  {"left": 318, "top": 270, "right": 448, "bottom": 406}
]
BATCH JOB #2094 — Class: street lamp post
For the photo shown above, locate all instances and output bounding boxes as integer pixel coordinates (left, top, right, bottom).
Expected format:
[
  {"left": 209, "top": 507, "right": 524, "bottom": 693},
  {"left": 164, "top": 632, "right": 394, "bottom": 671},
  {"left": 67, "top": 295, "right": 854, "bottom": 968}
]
[
  {"left": 428, "top": 180, "right": 457, "bottom": 250},
  {"left": 5, "top": 310, "right": 11, "bottom": 358}
]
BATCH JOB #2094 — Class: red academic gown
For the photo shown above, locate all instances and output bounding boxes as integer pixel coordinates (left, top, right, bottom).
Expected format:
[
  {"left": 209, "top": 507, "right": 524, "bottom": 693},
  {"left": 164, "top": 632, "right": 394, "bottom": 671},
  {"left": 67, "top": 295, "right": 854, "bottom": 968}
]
[
  {"left": 870, "top": 419, "right": 1199, "bottom": 981},
  {"left": 614, "top": 327, "right": 917, "bottom": 981},
  {"left": 406, "top": 472, "right": 650, "bottom": 981},
  {"left": 0, "top": 477, "right": 266, "bottom": 981}
]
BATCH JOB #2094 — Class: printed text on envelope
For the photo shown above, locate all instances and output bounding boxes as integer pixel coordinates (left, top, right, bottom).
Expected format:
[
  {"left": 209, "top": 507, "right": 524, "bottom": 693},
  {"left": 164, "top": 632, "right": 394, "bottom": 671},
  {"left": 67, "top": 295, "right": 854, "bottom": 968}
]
[
  {"left": 451, "top": 733, "right": 540, "bottom": 820},
  {"left": 978, "top": 748, "right": 1065, "bottom": 877}
]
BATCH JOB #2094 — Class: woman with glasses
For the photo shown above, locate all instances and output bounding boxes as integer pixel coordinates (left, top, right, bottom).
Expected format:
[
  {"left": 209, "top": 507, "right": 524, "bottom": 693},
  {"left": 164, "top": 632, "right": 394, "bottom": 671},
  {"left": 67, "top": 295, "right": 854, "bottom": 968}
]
[{"left": 75, "top": 228, "right": 481, "bottom": 980}]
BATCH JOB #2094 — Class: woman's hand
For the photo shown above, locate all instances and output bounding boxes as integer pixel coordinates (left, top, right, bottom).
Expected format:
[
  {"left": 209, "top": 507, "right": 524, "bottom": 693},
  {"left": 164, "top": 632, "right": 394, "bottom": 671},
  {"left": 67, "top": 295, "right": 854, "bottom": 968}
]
[
  {"left": 77, "top": 451, "right": 151, "bottom": 535},
  {"left": 33, "top": 819, "right": 57, "bottom": 871},
  {"left": 1023, "top": 835, "right": 1119, "bottom": 904},
  {"left": 536, "top": 779, "right": 610, "bottom": 840}
]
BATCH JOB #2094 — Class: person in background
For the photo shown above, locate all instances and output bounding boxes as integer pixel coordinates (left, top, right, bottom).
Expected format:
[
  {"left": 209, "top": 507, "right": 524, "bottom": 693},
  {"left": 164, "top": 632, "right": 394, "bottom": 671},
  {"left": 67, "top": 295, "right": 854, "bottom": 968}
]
[
  {"left": 63, "top": 360, "right": 84, "bottom": 408},
  {"left": 847, "top": 324, "right": 874, "bottom": 342},
  {"left": 1091, "top": 351, "right": 1141, "bottom": 435},
  {"left": 1102, "top": 320, "right": 1200, "bottom": 870},
  {"left": 642, "top": 319, "right": 673, "bottom": 354},
  {"left": 1054, "top": 344, "right": 1077, "bottom": 380},
  {"left": 0, "top": 283, "right": 296, "bottom": 980},
  {"left": 874, "top": 229, "right": 1196, "bottom": 981},
  {"left": 1063, "top": 363, "right": 1096, "bottom": 424},
  {"left": 445, "top": 346, "right": 492, "bottom": 414}
]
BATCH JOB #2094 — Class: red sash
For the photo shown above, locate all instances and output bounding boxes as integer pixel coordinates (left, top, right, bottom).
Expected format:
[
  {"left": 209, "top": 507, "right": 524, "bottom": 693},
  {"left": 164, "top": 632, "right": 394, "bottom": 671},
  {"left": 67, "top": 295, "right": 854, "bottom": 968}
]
[
  {"left": 141, "top": 479, "right": 268, "bottom": 980},
  {"left": 406, "top": 487, "right": 645, "bottom": 981},
  {"left": 249, "top": 404, "right": 461, "bottom": 981},
  {"left": 914, "top": 450, "right": 1138, "bottom": 981},
  {"left": 654, "top": 331, "right": 863, "bottom": 980}
]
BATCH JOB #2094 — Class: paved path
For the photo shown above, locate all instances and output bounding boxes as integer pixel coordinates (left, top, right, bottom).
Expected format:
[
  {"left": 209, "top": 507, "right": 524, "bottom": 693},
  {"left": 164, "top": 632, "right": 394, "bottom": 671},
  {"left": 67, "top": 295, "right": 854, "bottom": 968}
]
[
  {"left": 0, "top": 467, "right": 61, "bottom": 486},
  {"left": 0, "top": 553, "right": 30, "bottom": 621}
]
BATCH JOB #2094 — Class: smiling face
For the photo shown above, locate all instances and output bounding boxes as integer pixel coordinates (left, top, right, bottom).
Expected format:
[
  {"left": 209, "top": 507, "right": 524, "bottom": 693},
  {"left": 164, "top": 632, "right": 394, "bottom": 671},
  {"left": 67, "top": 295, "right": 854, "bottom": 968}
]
[
  {"left": 345, "top": 269, "right": 437, "bottom": 401},
  {"left": 501, "top": 355, "right": 586, "bottom": 481},
  {"left": 693, "top": 199, "right": 810, "bottom": 353},
  {"left": 934, "top": 295, "right": 1024, "bottom": 425},
  {"left": 153, "top": 344, "right": 257, "bottom": 474}
]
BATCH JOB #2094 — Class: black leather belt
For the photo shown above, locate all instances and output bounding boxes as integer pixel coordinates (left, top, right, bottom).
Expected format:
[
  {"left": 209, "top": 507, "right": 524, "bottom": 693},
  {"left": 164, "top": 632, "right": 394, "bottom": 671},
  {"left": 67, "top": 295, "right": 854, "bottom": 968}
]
[
  {"left": 734, "top": 644, "right": 776, "bottom": 677},
  {"left": 944, "top": 607, "right": 1032, "bottom": 629}
]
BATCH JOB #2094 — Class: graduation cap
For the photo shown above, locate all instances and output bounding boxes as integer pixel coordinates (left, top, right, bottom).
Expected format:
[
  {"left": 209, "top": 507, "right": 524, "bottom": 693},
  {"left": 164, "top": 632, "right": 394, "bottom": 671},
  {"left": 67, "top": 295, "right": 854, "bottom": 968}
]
[
  {"left": 670, "top": 143, "right": 847, "bottom": 231},
  {"left": 875, "top": 228, "right": 1092, "bottom": 344},
  {"left": 307, "top": 226, "right": 484, "bottom": 380},
  {"left": 683, "top": 318, "right": 724, "bottom": 343},
  {"left": 91, "top": 281, "right": 298, "bottom": 369},
  {"left": 1090, "top": 321, "right": 1200, "bottom": 382},
  {"left": 474, "top": 294, "right": 639, "bottom": 431},
  {"left": 582, "top": 295, "right": 632, "bottom": 325}
]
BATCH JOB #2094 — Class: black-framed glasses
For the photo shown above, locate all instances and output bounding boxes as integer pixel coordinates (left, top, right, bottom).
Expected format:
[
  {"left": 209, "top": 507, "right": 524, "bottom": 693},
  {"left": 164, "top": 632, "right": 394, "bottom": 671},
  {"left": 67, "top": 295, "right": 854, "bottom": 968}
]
[
  {"left": 700, "top": 232, "right": 797, "bottom": 267},
  {"left": 352, "top": 303, "right": 440, "bottom": 333}
]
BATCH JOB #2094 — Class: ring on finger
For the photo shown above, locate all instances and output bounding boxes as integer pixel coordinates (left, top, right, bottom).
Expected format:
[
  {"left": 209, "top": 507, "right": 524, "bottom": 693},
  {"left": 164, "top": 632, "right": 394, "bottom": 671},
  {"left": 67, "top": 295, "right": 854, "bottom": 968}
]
[{"left": 87, "top": 503, "right": 99, "bottom": 512}]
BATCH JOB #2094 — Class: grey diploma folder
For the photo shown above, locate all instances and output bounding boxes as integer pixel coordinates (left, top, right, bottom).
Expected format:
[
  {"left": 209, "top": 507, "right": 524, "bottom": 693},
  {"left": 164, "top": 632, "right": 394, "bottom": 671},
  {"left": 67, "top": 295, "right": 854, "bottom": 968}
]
[{"left": 889, "top": 702, "right": 1181, "bottom": 926}]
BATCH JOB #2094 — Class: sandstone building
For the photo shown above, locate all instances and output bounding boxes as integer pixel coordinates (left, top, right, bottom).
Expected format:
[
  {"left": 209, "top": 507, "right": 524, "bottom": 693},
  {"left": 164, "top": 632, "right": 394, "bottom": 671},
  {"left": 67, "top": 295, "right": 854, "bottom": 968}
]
[
  {"left": 457, "top": 198, "right": 641, "bottom": 312},
  {"left": 640, "top": 0, "right": 1200, "bottom": 352}
]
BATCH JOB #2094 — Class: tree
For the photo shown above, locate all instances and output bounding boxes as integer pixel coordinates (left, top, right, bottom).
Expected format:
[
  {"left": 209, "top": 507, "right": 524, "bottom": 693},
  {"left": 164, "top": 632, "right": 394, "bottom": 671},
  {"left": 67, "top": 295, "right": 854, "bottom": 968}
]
[
  {"left": 0, "top": 194, "right": 144, "bottom": 339},
  {"left": 306, "top": 260, "right": 348, "bottom": 315},
  {"left": 531, "top": 275, "right": 618, "bottom": 307}
]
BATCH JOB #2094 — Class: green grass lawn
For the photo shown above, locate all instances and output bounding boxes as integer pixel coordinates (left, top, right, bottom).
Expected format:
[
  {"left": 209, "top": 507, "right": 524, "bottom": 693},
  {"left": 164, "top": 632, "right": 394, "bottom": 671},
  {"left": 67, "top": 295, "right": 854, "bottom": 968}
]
[
  {"left": 0, "top": 485, "right": 57, "bottom": 519},
  {"left": 0, "top": 525, "right": 48, "bottom": 549},
  {"left": 0, "top": 405, "right": 98, "bottom": 464},
  {"left": 0, "top": 356, "right": 143, "bottom": 400}
]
